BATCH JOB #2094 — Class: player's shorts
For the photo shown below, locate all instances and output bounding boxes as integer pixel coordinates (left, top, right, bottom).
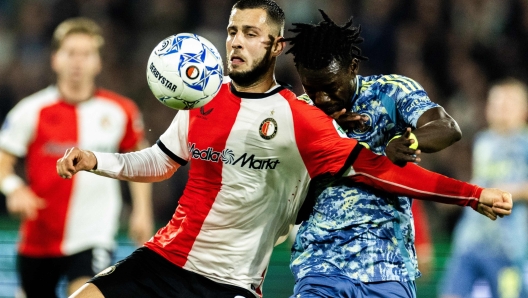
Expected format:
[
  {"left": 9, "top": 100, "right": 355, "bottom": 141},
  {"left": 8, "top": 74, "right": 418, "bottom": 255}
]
[
  {"left": 89, "top": 246, "right": 256, "bottom": 298},
  {"left": 18, "top": 247, "right": 113, "bottom": 298},
  {"left": 440, "top": 251, "right": 527, "bottom": 298},
  {"left": 291, "top": 274, "right": 416, "bottom": 298}
]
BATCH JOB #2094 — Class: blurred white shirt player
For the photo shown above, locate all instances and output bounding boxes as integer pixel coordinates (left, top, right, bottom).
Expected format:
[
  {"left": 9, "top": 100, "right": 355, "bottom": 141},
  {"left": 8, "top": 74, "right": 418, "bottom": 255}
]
[{"left": 0, "top": 17, "right": 153, "bottom": 297}]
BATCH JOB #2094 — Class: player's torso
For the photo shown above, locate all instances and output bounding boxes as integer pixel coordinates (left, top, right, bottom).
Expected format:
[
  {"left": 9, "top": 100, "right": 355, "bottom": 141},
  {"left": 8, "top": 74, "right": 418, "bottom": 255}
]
[
  {"left": 150, "top": 85, "right": 311, "bottom": 292},
  {"left": 18, "top": 86, "right": 129, "bottom": 256},
  {"left": 292, "top": 75, "right": 436, "bottom": 282}
]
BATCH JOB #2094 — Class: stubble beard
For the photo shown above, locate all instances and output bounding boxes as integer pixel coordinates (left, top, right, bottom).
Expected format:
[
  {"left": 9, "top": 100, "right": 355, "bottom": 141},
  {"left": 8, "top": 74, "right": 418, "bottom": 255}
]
[{"left": 228, "top": 49, "right": 273, "bottom": 88}]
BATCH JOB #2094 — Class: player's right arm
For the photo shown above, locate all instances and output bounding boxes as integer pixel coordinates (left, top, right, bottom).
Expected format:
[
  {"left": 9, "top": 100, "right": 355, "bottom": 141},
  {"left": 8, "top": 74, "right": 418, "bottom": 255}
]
[
  {"left": 0, "top": 149, "right": 46, "bottom": 220},
  {"left": 346, "top": 146, "right": 512, "bottom": 220},
  {"left": 289, "top": 97, "right": 512, "bottom": 220},
  {"left": 57, "top": 110, "right": 189, "bottom": 182}
]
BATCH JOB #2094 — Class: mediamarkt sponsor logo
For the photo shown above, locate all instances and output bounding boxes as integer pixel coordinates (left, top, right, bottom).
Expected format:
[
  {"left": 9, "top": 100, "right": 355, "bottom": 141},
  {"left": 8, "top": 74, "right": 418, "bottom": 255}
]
[{"left": 188, "top": 143, "right": 280, "bottom": 169}]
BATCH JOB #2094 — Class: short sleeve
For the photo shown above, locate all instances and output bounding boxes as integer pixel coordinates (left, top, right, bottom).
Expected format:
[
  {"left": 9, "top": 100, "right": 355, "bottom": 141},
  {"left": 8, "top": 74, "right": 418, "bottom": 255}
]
[
  {"left": 392, "top": 75, "right": 439, "bottom": 127},
  {"left": 0, "top": 100, "right": 39, "bottom": 157},
  {"left": 158, "top": 110, "right": 190, "bottom": 162}
]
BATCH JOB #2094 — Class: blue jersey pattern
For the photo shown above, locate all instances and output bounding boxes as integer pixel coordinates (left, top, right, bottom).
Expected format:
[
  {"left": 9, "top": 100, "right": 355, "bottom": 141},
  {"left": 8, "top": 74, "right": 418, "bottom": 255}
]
[
  {"left": 291, "top": 74, "right": 439, "bottom": 283},
  {"left": 451, "top": 129, "right": 528, "bottom": 261}
]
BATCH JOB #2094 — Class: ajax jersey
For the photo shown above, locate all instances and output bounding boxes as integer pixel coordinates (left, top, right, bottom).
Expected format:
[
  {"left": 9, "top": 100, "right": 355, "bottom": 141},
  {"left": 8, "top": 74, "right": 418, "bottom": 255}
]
[{"left": 0, "top": 86, "right": 144, "bottom": 257}]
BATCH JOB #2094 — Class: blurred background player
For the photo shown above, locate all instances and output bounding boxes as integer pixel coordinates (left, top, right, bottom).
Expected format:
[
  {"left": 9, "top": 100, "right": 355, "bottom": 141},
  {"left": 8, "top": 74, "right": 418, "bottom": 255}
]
[
  {"left": 440, "top": 78, "right": 528, "bottom": 298},
  {"left": 0, "top": 17, "right": 153, "bottom": 297},
  {"left": 286, "top": 10, "right": 462, "bottom": 297}
]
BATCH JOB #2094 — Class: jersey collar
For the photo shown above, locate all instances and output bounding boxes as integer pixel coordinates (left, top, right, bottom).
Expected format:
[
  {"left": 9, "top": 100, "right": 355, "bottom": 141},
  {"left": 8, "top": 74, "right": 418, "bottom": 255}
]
[{"left": 229, "top": 83, "right": 285, "bottom": 99}]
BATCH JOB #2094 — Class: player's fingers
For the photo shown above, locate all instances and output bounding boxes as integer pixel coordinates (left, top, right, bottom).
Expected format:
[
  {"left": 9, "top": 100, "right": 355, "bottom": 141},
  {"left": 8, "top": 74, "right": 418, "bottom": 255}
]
[
  {"left": 478, "top": 204, "right": 497, "bottom": 221},
  {"left": 330, "top": 109, "right": 347, "bottom": 119},
  {"left": 492, "top": 206, "right": 512, "bottom": 216},
  {"left": 402, "top": 127, "right": 412, "bottom": 139}
]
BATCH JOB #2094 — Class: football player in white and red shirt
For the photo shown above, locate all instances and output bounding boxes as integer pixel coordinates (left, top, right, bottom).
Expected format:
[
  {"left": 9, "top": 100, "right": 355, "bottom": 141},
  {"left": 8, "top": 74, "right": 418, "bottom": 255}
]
[
  {"left": 57, "top": 1, "right": 512, "bottom": 298},
  {"left": 0, "top": 18, "right": 153, "bottom": 298}
]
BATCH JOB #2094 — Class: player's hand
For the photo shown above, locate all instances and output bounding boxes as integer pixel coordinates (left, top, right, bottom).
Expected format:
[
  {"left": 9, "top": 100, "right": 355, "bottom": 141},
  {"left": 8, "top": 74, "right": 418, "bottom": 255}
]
[
  {"left": 331, "top": 109, "right": 369, "bottom": 132},
  {"left": 6, "top": 185, "right": 46, "bottom": 220},
  {"left": 476, "top": 188, "right": 513, "bottom": 220},
  {"left": 56, "top": 147, "right": 97, "bottom": 179},
  {"left": 128, "top": 208, "right": 154, "bottom": 246},
  {"left": 385, "top": 128, "right": 421, "bottom": 166}
]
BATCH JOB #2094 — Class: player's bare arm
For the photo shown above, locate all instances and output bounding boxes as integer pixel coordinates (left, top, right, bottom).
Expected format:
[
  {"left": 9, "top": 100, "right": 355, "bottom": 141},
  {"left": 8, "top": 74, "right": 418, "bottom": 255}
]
[
  {"left": 410, "top": 106, "right": 461, "bottom": 153},
  {"left": 1, "top": 149, "right": 46, "bottom": 220},
  {"left": 385, "top": 107, "right": 460, "bottom": 165}
]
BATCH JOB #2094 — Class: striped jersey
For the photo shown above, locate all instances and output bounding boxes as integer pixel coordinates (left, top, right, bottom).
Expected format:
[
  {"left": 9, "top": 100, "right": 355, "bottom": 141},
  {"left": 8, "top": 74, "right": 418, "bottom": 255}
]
[
  {"left": 291, "top": 74, "right": 440, "bottom": 283},
  {"left": 0, "top": 86, "right": 144, "bottom": 257},
  {"left": 142, "top": 79, "right": 481, "bottom": 296}
]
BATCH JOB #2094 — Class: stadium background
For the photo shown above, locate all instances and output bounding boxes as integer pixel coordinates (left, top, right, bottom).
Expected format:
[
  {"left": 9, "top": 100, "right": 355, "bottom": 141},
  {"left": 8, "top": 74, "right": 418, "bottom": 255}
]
[{"left": 1, "top": 0, "right": 528, "bottom": 297}]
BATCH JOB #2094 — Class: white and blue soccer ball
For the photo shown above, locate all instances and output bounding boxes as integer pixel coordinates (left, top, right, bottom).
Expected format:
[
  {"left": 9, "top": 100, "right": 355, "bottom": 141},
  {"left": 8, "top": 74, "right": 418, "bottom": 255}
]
[{"left": 146, "top": 33, "right": 223, "bottom": 110}]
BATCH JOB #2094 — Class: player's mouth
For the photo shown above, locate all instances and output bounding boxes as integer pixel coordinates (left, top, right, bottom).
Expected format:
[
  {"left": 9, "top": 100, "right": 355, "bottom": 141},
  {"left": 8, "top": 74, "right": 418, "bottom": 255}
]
[{"left": 230, "top": 55, "right": 245, "bottom": 66}]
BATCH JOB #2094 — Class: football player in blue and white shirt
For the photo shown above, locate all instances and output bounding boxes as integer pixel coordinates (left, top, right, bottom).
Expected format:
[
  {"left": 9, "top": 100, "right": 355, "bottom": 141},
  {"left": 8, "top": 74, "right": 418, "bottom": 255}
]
[{"left": 286, "top": 10, "right": 462, "bottom": 298}]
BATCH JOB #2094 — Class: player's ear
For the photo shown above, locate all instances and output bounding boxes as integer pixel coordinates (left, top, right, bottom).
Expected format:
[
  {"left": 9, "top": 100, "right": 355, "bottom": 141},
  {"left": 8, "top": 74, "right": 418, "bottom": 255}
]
[
  {"left": 272, "top": 36, "right": 285, "bottom": 57},
  {"left": 349, "top": 58, "right": 359, "bottom": 75}
]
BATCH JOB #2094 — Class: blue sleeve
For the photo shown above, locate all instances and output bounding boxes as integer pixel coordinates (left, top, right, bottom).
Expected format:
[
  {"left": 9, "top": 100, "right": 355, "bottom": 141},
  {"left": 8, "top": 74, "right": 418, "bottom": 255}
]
[{"left": 382, "top": 75, "right": 439, "bottom": 127}]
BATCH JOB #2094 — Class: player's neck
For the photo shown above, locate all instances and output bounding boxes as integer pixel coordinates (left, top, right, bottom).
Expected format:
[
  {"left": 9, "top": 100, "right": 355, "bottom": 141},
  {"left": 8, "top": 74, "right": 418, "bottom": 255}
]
[
  {"left": 231, "top": 65, "right": 278, "bottom": 93},
  {"left": 57, "top": 81, "right": 96, "bottom": 104},
  {"left": 232, "top": 77, "right": 277, "bottom": 93}
]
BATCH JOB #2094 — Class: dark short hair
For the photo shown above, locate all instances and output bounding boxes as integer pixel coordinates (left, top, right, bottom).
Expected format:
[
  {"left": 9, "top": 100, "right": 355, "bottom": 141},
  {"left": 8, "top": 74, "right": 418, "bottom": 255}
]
[
  {"left": 232, "top": 0, "right": 285, "bottom": 35},
  {"left": 285, "top": 9, "right": 368, "bottom": 70}
]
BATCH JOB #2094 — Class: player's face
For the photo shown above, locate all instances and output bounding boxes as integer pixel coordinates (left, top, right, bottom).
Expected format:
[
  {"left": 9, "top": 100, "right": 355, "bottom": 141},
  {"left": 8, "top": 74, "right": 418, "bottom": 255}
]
[
  {"left": 51, "top": 33, "right": 102, "bottom": 86},
  {"left": 486, "top": 84, "right": 528, "bottom": 130},
  {"left": 226, "top": 8, "right": 279, "bottom": 87},
  {"left": 298, "top": 60, "right": 357, "bottom": 115}
]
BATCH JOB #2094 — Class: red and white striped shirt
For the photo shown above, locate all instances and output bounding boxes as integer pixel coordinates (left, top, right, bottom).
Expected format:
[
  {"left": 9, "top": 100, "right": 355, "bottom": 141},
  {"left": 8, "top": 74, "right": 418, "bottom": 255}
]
[{"left": 0, "top": 86, "right": 144, "bottom": 257}]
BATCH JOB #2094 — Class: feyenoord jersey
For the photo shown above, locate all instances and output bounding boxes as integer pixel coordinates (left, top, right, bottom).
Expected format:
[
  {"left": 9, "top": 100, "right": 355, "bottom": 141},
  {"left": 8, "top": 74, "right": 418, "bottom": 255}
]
[
  {"left": 291, "top": 74, "right": 440, "bottom": 283},
  {"left": 145, "top": 80, "right": 363, "bottom": 295},
  {"left": 0, "top": 86, "right": 144, "bottom": 257}
]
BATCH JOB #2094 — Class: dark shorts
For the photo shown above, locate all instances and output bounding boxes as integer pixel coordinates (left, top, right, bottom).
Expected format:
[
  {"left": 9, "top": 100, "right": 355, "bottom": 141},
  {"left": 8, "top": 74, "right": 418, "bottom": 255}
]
[
  {"left": 292, "top": 274, "right": 416, "bottom": 298},
  {"left": 18, "top": 247, "right": 113, "bottom": 298},
  {"left": 89, "top": 247, "right": 256, "bottom": 298}
]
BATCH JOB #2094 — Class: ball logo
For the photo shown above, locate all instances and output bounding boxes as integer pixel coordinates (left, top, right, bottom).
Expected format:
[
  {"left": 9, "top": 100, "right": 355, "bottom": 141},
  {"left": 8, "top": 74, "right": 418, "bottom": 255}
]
[
  {"left": 186, "top": 66, "right": 200, "bottom": 79},
  {"left": 158, "top": 39, "right": 169, "bottom": 50},
  {"left": 259, "top": 118, "right": 278, "bottom": 140}
]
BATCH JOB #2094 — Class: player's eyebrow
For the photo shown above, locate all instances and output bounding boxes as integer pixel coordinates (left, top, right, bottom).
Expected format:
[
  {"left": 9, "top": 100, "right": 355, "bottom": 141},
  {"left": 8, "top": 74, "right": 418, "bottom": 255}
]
[{"left": 227, "top": 25, "right": 262, "bottom": 32}]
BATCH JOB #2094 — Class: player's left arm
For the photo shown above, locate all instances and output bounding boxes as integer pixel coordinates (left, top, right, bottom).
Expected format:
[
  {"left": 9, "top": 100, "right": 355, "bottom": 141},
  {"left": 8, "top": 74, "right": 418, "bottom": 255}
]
[
  {"left": 125, "top": 140, "right": 154, "bottom": 246},
  {"left": 412, "top": 106, "right": 462, "bottom": 153}
]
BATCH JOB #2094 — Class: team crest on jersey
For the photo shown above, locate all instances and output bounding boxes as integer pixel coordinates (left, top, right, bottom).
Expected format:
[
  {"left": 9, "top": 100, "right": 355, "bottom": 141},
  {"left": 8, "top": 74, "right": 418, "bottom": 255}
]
[
  {"left": 352, "top": 112, "right": 372, "bottom": 134},
  {"left": 259, "top": 118, "right": 277, "bottom": 140},
  {"left": 95, "top": 265, "right": 115, "bottom": 277}
]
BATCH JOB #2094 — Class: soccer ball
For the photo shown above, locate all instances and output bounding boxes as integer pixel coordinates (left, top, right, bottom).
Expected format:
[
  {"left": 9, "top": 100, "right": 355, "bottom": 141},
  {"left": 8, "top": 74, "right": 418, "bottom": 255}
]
[{"left": 146, "top": 33, "right": 224, "bottom": 110}]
